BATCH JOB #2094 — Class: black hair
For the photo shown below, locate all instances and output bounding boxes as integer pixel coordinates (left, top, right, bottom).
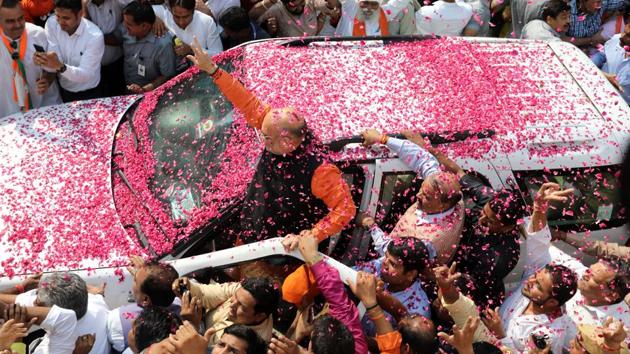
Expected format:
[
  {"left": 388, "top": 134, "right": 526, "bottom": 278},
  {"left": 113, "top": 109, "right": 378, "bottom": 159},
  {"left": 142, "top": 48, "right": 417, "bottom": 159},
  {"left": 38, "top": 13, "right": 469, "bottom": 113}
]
[
  {"left": 399, "top": 315, "right": 439, "bottom": 354},
  {"left": 542, "top": 0, "right": 570, "bottom": 21},
  {"left": 219, "top": 6, "right": 250, "bottom": 31},
  {"left": 601, "top": 257, "right": 630, "bottom": 303},
  {"left": 488, "top": 189, "right": 526, "bottom": 225},
  {"left": 241, "top": 277, "right": 280, "bottom": 316},
  {"left": 387, "top": 237, "right": 430, "bottom": 274},
  {"left": 545, "top": 264, "right": 578, "bottom": 306},
  {"left": 223, "top": 325, "right": 268, "bottom": 354},
  {"left": 140, "top": 262, "right": 179, "bottom": 307},
  {"left": 0, "top": 0, "right": 20, "bottom": 9},
  {"left": 168, "top": 0, "right": 195, "bottom": 10},
  {"left": 622, "top": 4, "right": 630, "bottom": 24},
  {"left": 123, "top": 1, "right": 156, "bottom": 25},
  {"left": 311, "top": 315, "right": 355, "bottom": 354},
  {"left": 134, "top": 307, "right": 182, "bottom": 352},
  {"left": 54, "top": 0, "right": 82, "bottom": 12},
  {"left": 473, "top": 342, "right": 503, "bottom": 354}
]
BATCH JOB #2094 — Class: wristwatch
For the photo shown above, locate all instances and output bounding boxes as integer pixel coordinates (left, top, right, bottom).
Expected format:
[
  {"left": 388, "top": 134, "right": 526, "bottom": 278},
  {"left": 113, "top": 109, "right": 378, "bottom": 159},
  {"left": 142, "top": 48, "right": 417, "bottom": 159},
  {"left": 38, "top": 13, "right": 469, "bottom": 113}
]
[{"left": 57, "top": 63, "right": 67, "bottom": 73}]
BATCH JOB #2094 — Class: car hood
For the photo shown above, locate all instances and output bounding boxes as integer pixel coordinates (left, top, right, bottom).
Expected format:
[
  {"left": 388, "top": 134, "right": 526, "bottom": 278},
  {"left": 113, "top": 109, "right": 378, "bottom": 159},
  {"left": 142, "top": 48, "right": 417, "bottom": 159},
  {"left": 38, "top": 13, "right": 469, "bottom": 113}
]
[{"left": 0, "top": 96, "right": 141, "bottom": 276}]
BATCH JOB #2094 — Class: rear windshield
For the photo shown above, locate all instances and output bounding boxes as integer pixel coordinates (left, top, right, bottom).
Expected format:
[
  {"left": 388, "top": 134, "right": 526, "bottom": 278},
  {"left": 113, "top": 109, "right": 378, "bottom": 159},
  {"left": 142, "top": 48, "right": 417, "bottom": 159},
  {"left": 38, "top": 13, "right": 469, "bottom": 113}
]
[{"left": 514, "top": 165, "right": 625, "bottom": 231}]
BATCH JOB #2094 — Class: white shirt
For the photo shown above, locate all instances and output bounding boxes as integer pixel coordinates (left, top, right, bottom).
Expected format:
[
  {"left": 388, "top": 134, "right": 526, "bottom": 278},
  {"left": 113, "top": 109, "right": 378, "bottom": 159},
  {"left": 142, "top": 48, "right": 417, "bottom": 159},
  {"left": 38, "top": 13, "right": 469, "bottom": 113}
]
[
  {"left": 0, "top": 23, "right": 62, "bottom": 118},
  {"left": 153, "top": 5, "right": 223, "bottom": 56},
  {"left": 16, "top": 290, "right": 111, "bottom": 354},
  {"left": 564, "top": 292, "right": 630, "bottom": 347},
  {"left": 498, "top": 219, "right": 572, "bottom": 354},
  {"left": 603, "top": 34, "right": 630, "bottom": 103},
  {"left": 415, "top": 0, "right": 472, "bottom": 36},
  {"left": 45, "top": 16, "right": 105, "bottom": 92},
  {"left": 87, "top": 0, "right": 132, "bottom": 65},
  {"left": 205, "top": 0, "right": 240, "bottom": 19},
  {"left": 521, "top": 19, "right": 562, "bottom": 41},
  {"left": 34, "top": 305, "right": 78, "bottom": 354},
  {"left": 334, "top": 0, "right": 410, "bottom": 36},
  {"left": 106, "top": 307, "right": 128, "bottom": 352}
]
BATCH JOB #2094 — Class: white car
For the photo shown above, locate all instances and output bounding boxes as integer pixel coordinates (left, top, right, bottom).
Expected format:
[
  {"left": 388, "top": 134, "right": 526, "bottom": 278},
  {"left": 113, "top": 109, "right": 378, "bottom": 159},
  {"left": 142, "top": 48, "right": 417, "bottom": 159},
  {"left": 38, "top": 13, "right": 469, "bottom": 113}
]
[{"left": 0, "top": 36, "right": 628, "bottom": 308}]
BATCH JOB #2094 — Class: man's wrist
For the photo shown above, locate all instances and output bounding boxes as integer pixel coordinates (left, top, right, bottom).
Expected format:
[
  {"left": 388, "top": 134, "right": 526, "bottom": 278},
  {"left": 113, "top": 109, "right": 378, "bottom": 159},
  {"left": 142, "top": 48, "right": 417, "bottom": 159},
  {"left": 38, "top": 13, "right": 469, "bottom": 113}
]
[{"left": 57, "top": 63, "right": 67, "bottom": 73}]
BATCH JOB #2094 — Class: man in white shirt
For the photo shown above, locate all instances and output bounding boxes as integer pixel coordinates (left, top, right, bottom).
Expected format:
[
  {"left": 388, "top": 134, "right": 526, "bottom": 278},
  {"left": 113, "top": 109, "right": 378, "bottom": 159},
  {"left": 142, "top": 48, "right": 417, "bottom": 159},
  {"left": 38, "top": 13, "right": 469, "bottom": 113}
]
[
  {"left": 13, "top": 272, "right": 110, "bottom": 354},
  {"left": 34, "top": 0, "right": 104, "bottom": 102},
  {"left": 0, "top": 0, "right": 61, "bottom": 117},
  {"left": 86, "top": 0, "right": 132, "bottom": 96},
  {"left": 438, "top": 183, "right": 578, "bottom": 354},
  {"left": 152, "top": 0, "right": 222, "bottom": 61},
  {"left": 415, "top": 0, "right": 472, "bottom": 36},
  {"left": 330, "top": 0, "right": 416, "bottom": 36},
  {"left": 600, "top": 9, "right": 630, "bottom": 104},
  {"left": 521, "top": 0, "right": 571, "bottom": 40}
]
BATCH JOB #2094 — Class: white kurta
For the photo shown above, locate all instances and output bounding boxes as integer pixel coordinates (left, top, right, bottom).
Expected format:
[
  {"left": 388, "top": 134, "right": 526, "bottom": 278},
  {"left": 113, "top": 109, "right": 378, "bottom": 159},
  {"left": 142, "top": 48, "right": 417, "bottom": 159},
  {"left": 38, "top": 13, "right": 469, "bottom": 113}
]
[
  {"left": 0, "top": 23, "right": 61, "bottom": 118},
  {"left": 335, "top": 0, "right": 411, "bottom": 36},
  {"left": 153, "top": 5, "right": 223, "bottom": 56},
  {"left": 415, "top": 0, "right": 472, "bottom": 36}
]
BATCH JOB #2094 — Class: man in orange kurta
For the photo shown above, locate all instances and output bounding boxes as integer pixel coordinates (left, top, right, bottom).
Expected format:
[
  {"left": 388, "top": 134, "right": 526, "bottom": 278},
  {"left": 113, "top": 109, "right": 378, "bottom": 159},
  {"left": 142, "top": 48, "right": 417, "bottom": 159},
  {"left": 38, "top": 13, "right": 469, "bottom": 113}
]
[{"left": 187, "top": 39, "right": 356, "bottom": 248}]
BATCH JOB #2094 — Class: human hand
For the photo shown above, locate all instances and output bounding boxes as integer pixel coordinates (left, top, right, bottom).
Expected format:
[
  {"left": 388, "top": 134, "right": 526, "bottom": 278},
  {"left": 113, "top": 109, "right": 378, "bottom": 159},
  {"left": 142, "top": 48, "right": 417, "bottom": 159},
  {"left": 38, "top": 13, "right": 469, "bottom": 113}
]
[
  {"left": 186, "top": 37, "right": 218, "bottom": 75},
  {"left": 36, "top": 76, "right": 52, "bottom": 95},
  {"left": 152, "top": 17, "right": 167, "bottom": 37},
  {"left": 126, "top": 255, "right": 146, "bottom": 276},
  {"left": 361, "top": 129, "right": 385, "bottom": 147},
  {"left": 87, "top": 283, "right": 106, "bottom": 296},
  {"left": 433, "top": 263, "right": 461, "bottom": 291},
  {"left": 0, "top": 319, "right": 28, "bottom": 350},
  {"left": 604, "top": 72, "right": 624, "bottom": 92},
  {"left": 528, "top": 334, "right": 551, "bottom": 354},
  {"left": 297, "top": 233, "right": 321, "bottom": 265},
  {"left": 168, "top": 321, "right": 214, "bottom": 354},
  {"left": 20, "top": 273, "right": 42, "bottom": 292},
  {"left": 3, "top": 304, "right": 36, "bottom": 331},
  {"left": 534, "top": 182, "right": 574, "bottom": 211},
  {"left": 268, "top": 334, "right": 304, "bottom": 354},
  {"left": 282, "top": 234, "right": 301, "bottom": 252},
  {"left": 172, "top": 277, "right": 191, "bottom": 297},
  {"left": 437, "top": 316, "right": 480, "bottom": 354},
  {"left": 347, "top": 271, "right": 378, "bottom": 306},
  {"left": 602, "top": 317, "right": 627, "bottom": 350},
  {"left": 174, "top": 42, "right": 192, "bottom": 57},
  {"left": 266, "top": 17, "right": 278, "bottom": 36},
  {"left": 481, "top": 307, "right": 505, "bottom": 339},
  {"left": 73, "top": 334, "right": 95, "bottom": 354},
  {"left": 180, "top": 291, "right": 203, "bottom": 329},
  {"left": 357, "top": 212, "right": 375, "bottom": 229},
  {"left": 590, "top": 29, "right": 606, "bottom": 44},
  {"left": 127, "top": 83, "right": 144, "bottom": 94},
  {"left": 33, "top": 52, "right": 63, "bottom": 71}
]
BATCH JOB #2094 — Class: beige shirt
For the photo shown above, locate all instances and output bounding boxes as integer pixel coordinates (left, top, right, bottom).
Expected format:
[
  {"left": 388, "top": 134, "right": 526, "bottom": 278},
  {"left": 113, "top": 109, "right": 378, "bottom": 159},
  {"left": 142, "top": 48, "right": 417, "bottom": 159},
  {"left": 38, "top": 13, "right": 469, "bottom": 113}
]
[
  {"left": 258, "top": 0, "right": 328, "bottom": 37},
  {"left": 189, "top": 281, "right": 274, "bottom": 344}
]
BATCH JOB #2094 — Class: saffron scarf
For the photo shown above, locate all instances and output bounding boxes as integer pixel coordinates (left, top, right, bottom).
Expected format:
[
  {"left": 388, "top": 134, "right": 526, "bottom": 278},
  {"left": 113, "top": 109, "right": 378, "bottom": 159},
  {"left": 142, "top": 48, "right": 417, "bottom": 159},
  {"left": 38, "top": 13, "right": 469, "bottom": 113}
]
[{"left": 1, "top": 29, "right": 32, "bottom": 112}]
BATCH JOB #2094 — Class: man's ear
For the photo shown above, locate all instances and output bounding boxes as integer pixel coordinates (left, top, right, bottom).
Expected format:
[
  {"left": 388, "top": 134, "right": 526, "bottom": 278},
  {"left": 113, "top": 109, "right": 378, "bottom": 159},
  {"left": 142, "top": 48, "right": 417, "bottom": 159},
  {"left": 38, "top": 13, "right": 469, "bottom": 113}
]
[
  {"left": 253, "top": 312, "right": 268, "bottom": 323},
  {"left": 405, "top": 269, "right": 419, "bottom": 283},
  {"left": 545, "top": 298, "right": 559, "bottom": 309},
  {"left": 140, "top": 294, "right": 152, "bottom": 307}
]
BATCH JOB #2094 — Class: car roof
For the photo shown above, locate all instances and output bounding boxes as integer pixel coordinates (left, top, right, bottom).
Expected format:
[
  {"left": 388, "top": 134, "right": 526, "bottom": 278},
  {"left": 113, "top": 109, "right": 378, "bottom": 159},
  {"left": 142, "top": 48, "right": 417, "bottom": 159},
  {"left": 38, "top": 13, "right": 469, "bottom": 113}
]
[{"left": 231, "top": 37, "right": 629, "bottom": 164}]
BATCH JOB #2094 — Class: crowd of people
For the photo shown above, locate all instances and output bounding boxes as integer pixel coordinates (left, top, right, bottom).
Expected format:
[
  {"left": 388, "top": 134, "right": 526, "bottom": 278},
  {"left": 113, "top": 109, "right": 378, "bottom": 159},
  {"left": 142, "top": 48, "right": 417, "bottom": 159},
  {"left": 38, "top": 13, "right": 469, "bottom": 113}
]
[
  {"left": 1, "top": 0, "right": 630, "bottom": 117},
  {"left": 0, "top": 42, "right": 628, "bottom": 354}
]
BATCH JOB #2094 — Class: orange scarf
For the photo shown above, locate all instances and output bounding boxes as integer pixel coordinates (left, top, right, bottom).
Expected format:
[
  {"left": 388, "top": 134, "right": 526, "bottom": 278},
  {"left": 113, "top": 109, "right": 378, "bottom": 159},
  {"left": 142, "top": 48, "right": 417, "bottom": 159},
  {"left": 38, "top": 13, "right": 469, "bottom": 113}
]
[
  {"left": 1, "top": 29, "right": 31, "bottom": 111},
  {"left": 352, "top": 8, "right": 389, "bottom": 36}
]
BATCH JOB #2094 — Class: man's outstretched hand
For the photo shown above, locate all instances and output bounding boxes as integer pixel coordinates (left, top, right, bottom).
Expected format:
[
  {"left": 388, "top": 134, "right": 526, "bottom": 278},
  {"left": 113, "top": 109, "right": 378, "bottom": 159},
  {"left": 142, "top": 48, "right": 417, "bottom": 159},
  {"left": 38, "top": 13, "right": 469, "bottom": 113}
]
[{"left": 187, "top": 37, "right": 218, "bottom": 75}]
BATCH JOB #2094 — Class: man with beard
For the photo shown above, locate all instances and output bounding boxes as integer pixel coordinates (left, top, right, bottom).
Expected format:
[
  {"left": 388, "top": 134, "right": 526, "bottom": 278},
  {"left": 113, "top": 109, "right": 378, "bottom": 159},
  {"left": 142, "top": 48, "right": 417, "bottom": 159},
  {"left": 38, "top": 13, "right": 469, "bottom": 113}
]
[
  {"left": 600, "top": 6, "right": 630, "bottom": 104},
  {"left": 436, "top": 183, "right": 578, "bottom": 354},
  {"left": 521, "top": 0, "right": 571, "bottom": 40},
  {"left": 403, "top": 131, "right": 526, "bottom": 308},
  {"left": 187, "top": 39, "right": 356, "bottom": 248},
  {"left": 255, "top": 0, "right": 332, "bottom": 37},
  {"left": 329, "top": 0, "right": 417, "bottom": 36}
]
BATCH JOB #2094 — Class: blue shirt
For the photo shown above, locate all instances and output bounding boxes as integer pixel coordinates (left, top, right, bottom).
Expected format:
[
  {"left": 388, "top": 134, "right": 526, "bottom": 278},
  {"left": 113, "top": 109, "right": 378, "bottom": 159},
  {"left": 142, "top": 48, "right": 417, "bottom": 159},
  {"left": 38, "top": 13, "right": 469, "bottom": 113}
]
[{"left": 567, "top": 0, "right": 624, "bottom": 38}]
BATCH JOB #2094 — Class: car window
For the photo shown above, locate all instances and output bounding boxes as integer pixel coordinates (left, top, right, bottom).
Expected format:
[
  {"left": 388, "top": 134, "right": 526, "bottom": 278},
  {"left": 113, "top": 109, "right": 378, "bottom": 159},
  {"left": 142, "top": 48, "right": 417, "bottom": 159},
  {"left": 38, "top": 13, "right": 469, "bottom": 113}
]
[
  {"left": 375, "top": 172, "right": 421, "bottom": 233},
  {"left": 147, "top": 59, "right": 244, "bottom": 224},
  {"left": 514, "top": 165, "right": 624, "bottom": 231}
]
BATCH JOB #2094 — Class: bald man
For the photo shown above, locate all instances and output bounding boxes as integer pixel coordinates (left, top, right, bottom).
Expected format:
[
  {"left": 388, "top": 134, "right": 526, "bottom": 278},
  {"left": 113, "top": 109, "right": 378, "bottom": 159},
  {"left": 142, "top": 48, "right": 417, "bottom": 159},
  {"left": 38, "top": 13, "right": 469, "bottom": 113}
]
[
  {"left": 360, "top": 129, "right": 465, "bottom": 265},
  {"left": 188, "top": 40, "right": 356, "bottom": 246}
]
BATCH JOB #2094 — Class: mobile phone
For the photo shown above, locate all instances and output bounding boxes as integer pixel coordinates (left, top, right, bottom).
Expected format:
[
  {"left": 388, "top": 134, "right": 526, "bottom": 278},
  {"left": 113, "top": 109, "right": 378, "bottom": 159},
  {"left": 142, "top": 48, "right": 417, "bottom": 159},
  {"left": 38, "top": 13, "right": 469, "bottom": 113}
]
[
  {"left": 532, "top": 333, "right": 549, "bottom": 350},
  {"left": 33, "top": 44, "right": 45, "bottom": 53}
]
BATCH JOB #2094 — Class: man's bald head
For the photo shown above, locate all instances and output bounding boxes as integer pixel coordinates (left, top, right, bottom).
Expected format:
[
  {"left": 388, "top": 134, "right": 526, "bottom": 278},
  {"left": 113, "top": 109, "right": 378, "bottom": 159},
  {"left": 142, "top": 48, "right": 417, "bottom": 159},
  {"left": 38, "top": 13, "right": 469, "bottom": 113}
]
[
  {"left": 416, "top": 172, "right": 462, "bottom": 214},
  {"left": 260, "top": 107, "right": 307, "bottom": 155},
  {"left": 399, "top": 315, "right": 438, "bottom": 354}
]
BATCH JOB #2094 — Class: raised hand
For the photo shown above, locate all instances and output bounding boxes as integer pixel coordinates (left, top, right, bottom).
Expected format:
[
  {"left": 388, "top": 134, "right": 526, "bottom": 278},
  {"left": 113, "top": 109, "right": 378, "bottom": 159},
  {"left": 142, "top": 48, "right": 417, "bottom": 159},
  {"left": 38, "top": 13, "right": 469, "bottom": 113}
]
[
  {"left": 481, "top": 307, "right": 505, "bottom": 339},
  {"left": 180, "top": 291, "right": 203, "bottom": 329},
  {"left": 186, "top": 37, "right": 218, "bottom": 75},
  {"left": 437, "top": 316, "right": 480, "bottom": 354},
  {"left": 361, "top": 129, "right": 385, "bottom": 147}
]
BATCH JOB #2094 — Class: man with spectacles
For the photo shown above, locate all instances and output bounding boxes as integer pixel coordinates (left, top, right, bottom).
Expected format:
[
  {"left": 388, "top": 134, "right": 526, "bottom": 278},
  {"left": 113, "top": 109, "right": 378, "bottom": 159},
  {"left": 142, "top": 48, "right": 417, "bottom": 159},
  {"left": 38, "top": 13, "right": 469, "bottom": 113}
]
[{"left": 0, "top": 0, "right": 60, "bottom": 117}]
